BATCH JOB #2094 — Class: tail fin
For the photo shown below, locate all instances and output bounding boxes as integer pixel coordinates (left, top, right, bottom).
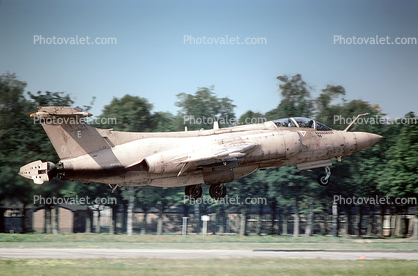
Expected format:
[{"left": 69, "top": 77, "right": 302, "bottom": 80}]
[{"left": 31, "top": 106, "right": 109, "bottom": 160}]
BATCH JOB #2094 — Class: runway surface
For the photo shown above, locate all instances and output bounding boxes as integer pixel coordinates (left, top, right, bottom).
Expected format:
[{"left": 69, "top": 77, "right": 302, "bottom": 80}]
[{"left": 1, "top": 248, "right": 418, "bottom": 260}]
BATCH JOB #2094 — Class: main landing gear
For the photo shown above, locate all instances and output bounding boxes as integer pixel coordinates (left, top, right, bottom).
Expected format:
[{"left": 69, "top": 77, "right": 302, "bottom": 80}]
[
  {"left": 209, "top": 184, "right": 227, "bottom": 200},
  {"left": 185, "top": 184, "right": 203, "bottom": 200},
  {"left": 317, "top": 166, "right": 331, "bottom": 186},
  {"left": 185, "top": 183, "right": 227, "bottom": 200}
]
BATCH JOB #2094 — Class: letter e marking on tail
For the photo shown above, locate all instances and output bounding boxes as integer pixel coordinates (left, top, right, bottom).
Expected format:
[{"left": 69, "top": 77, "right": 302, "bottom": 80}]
[{"left": 77, "top": 131, "right": 81, "bottom": 138}]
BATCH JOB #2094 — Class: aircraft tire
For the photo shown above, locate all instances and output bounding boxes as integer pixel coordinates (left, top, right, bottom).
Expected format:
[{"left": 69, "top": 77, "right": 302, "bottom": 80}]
[
  {"left": 209, "top": 184, "right": 227, "bottom": 200},
  {"left": 317, "top": 174, "right": 330, "bottom": 186},
  {"left": 185, "top": 184, "right": 202, "bottom": 200}
]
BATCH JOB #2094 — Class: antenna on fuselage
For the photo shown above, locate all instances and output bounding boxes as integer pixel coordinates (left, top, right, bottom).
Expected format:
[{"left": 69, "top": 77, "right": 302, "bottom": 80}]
[{"left": 343, "top": 113, "right": 370, "bottom": 132}]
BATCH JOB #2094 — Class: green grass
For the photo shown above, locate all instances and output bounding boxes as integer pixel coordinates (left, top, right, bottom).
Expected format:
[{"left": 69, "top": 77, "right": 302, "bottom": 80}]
[
  {"left": 0, "top": 233, "right": 417, "bottom": 251},
  {"left": 0, "top": 258, "right": 417, "bottom": 276},
  {"left": 1, "top": 234, "right": 417, "bottom": 275}
]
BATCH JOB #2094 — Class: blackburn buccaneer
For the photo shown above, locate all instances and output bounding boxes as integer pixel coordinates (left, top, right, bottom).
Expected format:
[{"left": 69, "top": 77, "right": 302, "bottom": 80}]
[{"left": 19, "top": 106, "right": 383, "bottom": 199}]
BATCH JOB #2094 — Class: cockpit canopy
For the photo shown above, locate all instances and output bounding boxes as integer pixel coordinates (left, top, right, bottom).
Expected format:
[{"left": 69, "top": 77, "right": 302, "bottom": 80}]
[{"left": 271, "top": 117, "right": 332, "bottom": 131}]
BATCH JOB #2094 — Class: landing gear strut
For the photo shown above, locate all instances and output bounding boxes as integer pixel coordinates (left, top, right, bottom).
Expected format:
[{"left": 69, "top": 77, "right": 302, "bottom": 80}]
[
  {"left": 185, "top": 184, "right": 202, "bottom": 200},
  {"left": 209, "top": 184, "right": 227, "bottom": 200},
  {"left": 317, "top": 166, "right": 331, "bottom": 186},
  {"left": 108, "top": 184, "right": 120, "bottom": 193}
]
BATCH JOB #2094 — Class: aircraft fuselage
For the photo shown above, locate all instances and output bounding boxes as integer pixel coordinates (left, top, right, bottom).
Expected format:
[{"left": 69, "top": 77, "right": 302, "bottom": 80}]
[
  {"left": 19, "top": 107, "right": 383, "bottom": 199},
  {"left": 57, "top": 123, "right": 381, "bottom": 187}
]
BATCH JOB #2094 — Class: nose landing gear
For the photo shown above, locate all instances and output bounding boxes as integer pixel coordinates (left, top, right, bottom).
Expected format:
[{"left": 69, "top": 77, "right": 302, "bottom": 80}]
[{"left": 318, "top": 166, "right": 331, "bottom": 186}]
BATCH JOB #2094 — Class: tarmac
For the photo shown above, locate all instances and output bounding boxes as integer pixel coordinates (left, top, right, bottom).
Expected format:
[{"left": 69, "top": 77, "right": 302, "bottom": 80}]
[{"left": 1, "top": 248, "right": 418, "bottom": 260}]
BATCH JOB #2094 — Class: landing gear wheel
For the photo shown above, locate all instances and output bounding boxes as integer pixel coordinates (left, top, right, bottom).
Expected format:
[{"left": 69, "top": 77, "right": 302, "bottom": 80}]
[
  {"left": 317, "top": 174, "right": 329, "bottom": 186},
  {"left": 317, "top": 166, "right": 331, "bottom": 186},
  {"left": 209, "top": 184, "right": 227, "bottom": 200},
  {"left": 185, "top": 184, "right": 202, "bottom": 200}
]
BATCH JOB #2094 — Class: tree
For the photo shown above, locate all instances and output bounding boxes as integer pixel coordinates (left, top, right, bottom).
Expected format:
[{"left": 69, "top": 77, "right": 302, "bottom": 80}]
[
  {"left": 96, "top": 94, "right": 155, "bottom": 132},
  {"left": 379, "top": 112, "right": 418, "bottom": 238},
  {"left": 379, "top": 113, "right": 418, "bottom": 198},
  {"left": 154, "top": 187, "right": 181, "bottom": 235},
  {"left": 238, "top": 110, "right": 265, "bottom": 126},
  {"left": 265, "top": 166, "right": 316, "bottom": 237},
  {"left": 0, "top": 73, "right": 33, "bottom": 232},
  {"left": 152, "top": 111, "right": 178, "bottom": 132},
  {"left": 315, "top": 85, "right": 346, "bottom": 127},
  {"left": 135, "top": 186, "right": 160, "bottom": 234},
  {"left": 228, "top": 170, "right": 268, "bottom": 236},
  {"left": 0, "top": 73, "right": 75, "bottom": 233},
  {"left": 176, "top": 86, "right": 236, "bottom": 130},
  {"left": 265, "top": 74, "right": 314, "bottom": 120}
]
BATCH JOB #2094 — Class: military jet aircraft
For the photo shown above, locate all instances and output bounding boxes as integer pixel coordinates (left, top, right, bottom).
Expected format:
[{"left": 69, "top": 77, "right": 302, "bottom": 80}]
[{"left": 19, "top": 106, "right": 383, "bottom": 199}]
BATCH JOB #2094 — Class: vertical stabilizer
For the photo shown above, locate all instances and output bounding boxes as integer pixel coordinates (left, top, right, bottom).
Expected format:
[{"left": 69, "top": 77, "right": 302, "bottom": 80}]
[{"left": 31, "top": 106, "right": 109, "bottom": 160}]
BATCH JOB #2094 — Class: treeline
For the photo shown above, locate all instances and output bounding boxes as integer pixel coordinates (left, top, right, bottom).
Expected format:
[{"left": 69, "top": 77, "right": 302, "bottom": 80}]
[{"left": 0, "top": 72, "right": 417, "bottom": 237}]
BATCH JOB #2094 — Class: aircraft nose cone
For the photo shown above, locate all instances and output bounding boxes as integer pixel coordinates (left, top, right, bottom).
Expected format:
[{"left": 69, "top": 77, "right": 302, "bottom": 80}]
[{"left": 355, "top": 132, "right": 384, "bottom": 151}]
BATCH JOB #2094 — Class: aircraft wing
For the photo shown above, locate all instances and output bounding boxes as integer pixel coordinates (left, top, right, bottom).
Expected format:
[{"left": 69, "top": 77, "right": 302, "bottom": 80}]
[
  {"left": 173, "top": 142, "right": 259, "bottom": 176},
  {"left": 174, "top": 143, "right": 258, "bottom": 164},
  {"left": 124, "top": 141, "right": 259, "bottom": 175}
]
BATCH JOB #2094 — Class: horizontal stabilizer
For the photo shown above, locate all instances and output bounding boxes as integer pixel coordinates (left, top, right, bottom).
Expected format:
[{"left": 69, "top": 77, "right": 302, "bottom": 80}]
[
  {"left": 30, "top": 106, "right": 92, "bottom": 119},
  {"left": 19, "top": 160, "right": 56, "bottom": 184}
]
